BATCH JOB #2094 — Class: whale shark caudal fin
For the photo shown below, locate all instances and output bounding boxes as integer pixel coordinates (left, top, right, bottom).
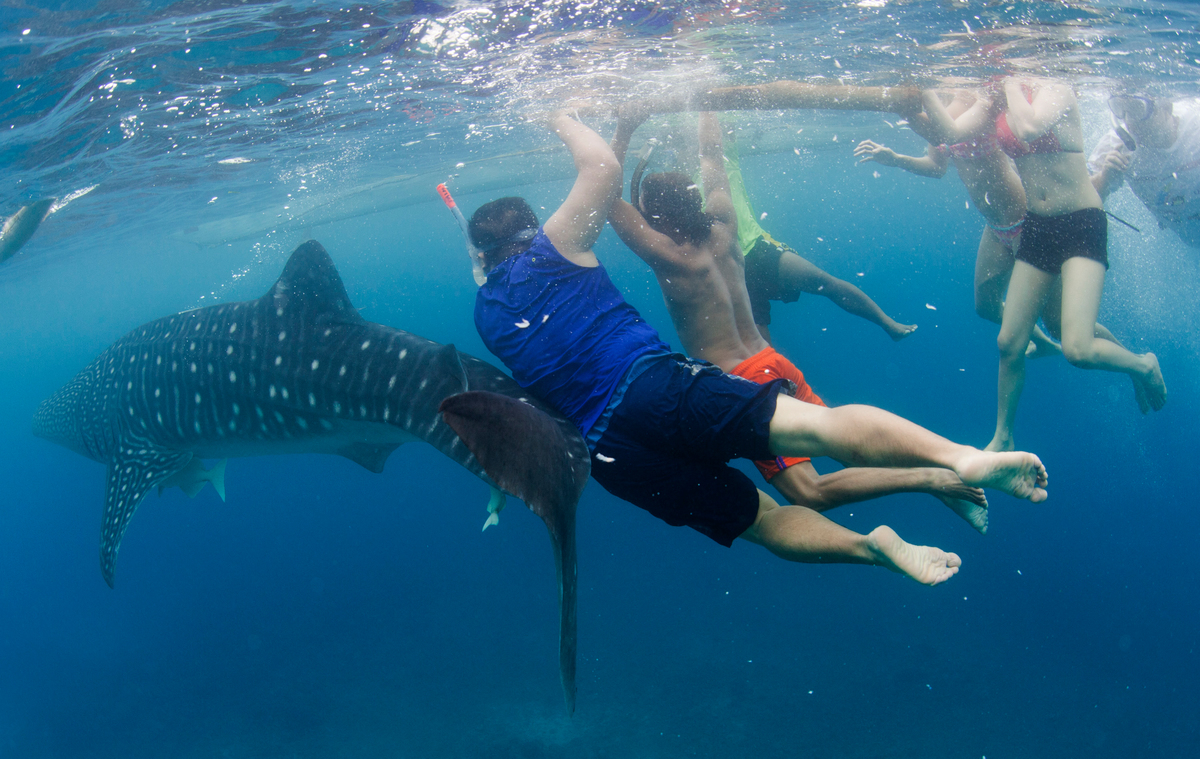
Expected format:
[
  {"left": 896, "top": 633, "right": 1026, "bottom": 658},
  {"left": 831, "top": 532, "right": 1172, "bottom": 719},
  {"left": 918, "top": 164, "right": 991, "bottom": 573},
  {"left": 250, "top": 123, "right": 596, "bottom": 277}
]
[
  {"left": 102, "top": 443, "right": 195, "bottom": 587},
  {"left": 439, "top": 390, "right": 588, "bottom": 714}
]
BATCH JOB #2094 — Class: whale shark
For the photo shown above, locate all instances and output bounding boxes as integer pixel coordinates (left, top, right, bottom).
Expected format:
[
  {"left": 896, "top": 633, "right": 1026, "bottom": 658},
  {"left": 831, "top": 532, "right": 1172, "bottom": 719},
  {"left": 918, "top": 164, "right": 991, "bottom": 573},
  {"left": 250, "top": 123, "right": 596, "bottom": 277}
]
[{"left": 33, "top": 240, "right": 589, "bottom": 711}]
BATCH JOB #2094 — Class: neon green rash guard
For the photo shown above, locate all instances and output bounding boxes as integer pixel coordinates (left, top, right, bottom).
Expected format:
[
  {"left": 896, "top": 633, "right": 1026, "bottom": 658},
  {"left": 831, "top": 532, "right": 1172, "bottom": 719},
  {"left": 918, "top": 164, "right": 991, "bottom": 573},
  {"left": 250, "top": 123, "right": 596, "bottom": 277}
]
[{"left": 722, "top": 135, "right": 779, "bottom": 256}]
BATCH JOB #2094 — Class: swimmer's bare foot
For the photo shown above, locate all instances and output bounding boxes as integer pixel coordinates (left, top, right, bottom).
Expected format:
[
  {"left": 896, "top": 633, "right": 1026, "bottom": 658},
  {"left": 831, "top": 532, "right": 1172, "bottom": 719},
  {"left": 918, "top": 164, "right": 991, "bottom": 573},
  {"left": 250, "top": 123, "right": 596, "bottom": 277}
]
[
  {"left": 1132, "top": 374, "right": 1151, "bottom": 415},
  {"left": 1137, "top": 352, "right": 1167, "bottom": 412},
  {"left": 866, "top": 525, "right": 961, "bottom": 586},
  {"left": 920, "top": 468, "right": 987, "bottom": 505},
  {"left": 884, "top": 320, "right": 918, "bottom": 342},
  {"left": 1025, "top": 333, "right": 1062, "bottom": 360},
  {"left": 936, "top": 493, "right": 989, "bottom": 534},
  {"left": 919, "top": 469, "right": 988, "bottom": 531},
  {"left": 956, "top": 449, "right": 1048, "bottom": 503}
]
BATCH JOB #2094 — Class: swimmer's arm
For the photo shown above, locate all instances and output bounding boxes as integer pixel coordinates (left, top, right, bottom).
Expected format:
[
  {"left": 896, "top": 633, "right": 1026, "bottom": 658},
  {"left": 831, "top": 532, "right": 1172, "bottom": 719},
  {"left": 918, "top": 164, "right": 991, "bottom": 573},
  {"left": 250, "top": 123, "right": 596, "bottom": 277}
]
[
  {"left": 1088, "top": 132, "right": 1130, "bottom": 198},
  {"left": 698, "top": 112, "right": 735, "bottom": 226},
  {"left": 920, "top": 88, "right": 993, "bottom": 143},
  {"left": 854, "top": 140, "right": 947, "bottom": 178},
  {"left": 544, "top": 110, "right": 622, "bottom": 260},
  {"left": 608, "top": 197, "right": 689, "bottom": 271},
  {"left": 610, "top": 100, "right": 651, "bottom": 167},
  {"left": 1002, "top": 79, "right": 1070, "bottom": 142}
]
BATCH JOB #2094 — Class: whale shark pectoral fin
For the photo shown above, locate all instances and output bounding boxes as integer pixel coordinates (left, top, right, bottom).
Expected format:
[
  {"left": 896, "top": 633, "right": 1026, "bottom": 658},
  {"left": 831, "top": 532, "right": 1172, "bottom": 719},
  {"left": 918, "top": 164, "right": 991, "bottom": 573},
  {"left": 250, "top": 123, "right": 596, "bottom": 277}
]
[
  {"left": 439, "top": 391, "right": 588, "bottom": 713},
  {"left": 337, "top": 442, "right": 401, "bottom": 473},
  {"left": 101, "top": 444, "right": 194, "bottom": 588}
]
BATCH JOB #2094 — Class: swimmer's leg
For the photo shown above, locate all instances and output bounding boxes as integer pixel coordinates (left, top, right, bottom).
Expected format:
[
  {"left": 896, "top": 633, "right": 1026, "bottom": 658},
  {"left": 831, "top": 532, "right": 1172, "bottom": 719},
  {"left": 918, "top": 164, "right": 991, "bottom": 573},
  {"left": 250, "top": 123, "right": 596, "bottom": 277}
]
[
  {"left": 976, "top": 228, "right": 1060, "bottom": 358},
  {"left": 769, "top": 461, "right": 988, "bottom": 534},
  {"left": 1058, "top": 257, "right": 1166, "bottom": 411},
  {"left": 974, "top": 226, "right": 1013, "bottom": 325},
  {"left": 739, "top": 490, "right": 961, "bottom": 586},
  {"left": 767, "top": 396, "right": 1047, "bottom": 502},
  {"left": 991, "top": 260, "right": 1055, "bottom": 452},
  {"left": 777, "top": 250, "right": 916, "bottom": 340}
]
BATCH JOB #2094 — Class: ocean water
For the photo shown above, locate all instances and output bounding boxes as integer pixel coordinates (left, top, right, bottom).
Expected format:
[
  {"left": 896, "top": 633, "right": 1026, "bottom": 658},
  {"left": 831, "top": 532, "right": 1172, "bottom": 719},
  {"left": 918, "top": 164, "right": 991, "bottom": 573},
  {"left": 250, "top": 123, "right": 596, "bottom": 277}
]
[{"left": 2, "top": 1, "right": 1199, "bottom": 757}]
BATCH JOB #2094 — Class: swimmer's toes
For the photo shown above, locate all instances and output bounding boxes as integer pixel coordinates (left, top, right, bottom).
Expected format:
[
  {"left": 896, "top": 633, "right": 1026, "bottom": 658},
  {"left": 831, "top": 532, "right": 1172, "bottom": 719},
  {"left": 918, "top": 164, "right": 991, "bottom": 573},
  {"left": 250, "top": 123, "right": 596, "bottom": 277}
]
[
  {"left": 938, "top": 494, "right": 988, "bottom": 535},
  {"left": 1143, "top": 353, "right": 1168, "bottom": 411},
  {"left": 888, "top": 323, "right": 918, "bottom": 342},
  {"left": 1132, "top": 377, "right": 1152, "bottom": 415}
]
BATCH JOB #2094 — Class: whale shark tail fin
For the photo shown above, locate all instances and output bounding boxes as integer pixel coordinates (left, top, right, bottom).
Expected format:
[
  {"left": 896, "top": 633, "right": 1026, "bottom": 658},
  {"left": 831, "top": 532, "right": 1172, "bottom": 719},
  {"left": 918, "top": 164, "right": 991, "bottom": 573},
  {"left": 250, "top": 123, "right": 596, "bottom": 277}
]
[{"left": 439, "top": 390, "right": 588, "bottom": 714}]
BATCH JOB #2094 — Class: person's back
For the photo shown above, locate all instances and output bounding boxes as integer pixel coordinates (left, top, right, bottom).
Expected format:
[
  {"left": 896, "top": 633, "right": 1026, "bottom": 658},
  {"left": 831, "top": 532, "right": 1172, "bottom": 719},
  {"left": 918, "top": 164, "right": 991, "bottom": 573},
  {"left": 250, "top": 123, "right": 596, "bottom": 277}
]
[
  {"left": 470, "top": 111, "right": 669, "bottom": 437},
  {"left": 608, "top": 113, "right": 766, "bottom": 372}
]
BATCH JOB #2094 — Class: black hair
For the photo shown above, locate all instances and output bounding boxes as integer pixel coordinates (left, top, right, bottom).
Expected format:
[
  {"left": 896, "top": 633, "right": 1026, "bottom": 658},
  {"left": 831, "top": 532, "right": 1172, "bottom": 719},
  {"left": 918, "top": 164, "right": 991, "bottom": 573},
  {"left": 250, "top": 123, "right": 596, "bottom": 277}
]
[
  {"left": 639, "top": 172, "right": 714, "bottom": 245},
  {"left": 468, "top": 197, "right": 539, "bottom": 269}
]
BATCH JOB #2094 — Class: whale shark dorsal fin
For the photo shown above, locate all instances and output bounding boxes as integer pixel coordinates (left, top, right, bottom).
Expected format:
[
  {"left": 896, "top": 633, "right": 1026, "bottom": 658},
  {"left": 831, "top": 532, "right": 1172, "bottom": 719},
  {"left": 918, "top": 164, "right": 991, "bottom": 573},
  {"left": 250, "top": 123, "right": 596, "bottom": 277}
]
[
  {"left": 337, "top": 442, "right": 401, "bottom": 473},
  {"left": 101, "top": 443, "right": 194, "bottom": 588},
  {"left": 266, "top": 240, "right": 364, "bottom": 325}
]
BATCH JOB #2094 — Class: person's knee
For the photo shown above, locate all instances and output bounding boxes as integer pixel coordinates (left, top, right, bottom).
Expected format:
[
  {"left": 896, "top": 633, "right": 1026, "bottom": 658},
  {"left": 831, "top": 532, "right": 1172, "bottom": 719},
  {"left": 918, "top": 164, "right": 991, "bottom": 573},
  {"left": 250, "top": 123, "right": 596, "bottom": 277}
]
[
  {"left": 773, "top": 468, "right": 825, "bottom": 509},
  {"left": 996, "top": 328, "right": 1027, "bottom": 360},
  {"left": 1061, "top": 334, "right": 1094, "bottom": 367}
]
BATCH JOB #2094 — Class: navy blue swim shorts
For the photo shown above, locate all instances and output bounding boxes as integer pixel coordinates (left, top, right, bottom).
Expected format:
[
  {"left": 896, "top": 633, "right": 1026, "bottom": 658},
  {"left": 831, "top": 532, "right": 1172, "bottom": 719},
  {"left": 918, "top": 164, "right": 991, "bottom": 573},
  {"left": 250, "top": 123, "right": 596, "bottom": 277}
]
[{"left": 589, "top": 353, "right": 788, "bottom": 547}]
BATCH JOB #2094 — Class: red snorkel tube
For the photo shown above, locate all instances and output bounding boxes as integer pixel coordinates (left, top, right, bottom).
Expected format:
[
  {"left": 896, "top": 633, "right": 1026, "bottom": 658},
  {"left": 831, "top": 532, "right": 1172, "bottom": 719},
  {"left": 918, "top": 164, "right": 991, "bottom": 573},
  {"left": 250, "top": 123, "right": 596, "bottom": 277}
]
[{"left": 437, "top": 183, "right": 487, "bottom": 286}]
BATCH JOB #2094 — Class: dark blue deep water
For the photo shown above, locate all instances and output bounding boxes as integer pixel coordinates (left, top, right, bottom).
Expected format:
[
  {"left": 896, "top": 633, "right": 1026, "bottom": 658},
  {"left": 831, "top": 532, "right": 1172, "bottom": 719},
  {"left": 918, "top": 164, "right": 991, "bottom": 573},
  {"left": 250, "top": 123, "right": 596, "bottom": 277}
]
[{"left": 2, "top": 2, "right": 1199, "bottom": 757}]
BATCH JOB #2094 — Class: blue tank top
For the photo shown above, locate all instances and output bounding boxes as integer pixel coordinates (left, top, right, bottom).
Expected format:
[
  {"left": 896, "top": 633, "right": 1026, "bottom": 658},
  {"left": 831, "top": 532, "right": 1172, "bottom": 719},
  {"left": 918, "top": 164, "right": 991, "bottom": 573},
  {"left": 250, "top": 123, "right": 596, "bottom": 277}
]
[{"left": 474, "top": 230, "right": 670, "bottom": 435}]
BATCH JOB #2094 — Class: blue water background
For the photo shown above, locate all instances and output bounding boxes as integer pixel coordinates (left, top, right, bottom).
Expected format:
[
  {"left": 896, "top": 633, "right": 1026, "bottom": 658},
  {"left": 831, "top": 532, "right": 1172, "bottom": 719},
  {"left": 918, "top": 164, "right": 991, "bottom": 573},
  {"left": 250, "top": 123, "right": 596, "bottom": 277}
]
[{"left": 3, "top": 2, "right": 1200, "bottom": 757}]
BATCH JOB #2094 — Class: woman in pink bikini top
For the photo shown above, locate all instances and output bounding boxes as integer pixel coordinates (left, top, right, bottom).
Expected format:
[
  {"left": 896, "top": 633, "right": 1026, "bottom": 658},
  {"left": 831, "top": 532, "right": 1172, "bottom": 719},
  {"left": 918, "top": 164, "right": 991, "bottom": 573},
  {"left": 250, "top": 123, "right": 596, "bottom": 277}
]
[{"left": 932, "top": 77, "right": 1166, "bottom": 451}]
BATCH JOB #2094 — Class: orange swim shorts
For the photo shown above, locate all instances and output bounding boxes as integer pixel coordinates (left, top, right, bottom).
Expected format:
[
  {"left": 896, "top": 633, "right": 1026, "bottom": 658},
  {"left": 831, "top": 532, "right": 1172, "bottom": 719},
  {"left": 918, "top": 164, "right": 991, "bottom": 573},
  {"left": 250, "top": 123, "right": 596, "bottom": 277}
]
[{"left": 729, "top": 346, "right": 827, "bottom": 480}]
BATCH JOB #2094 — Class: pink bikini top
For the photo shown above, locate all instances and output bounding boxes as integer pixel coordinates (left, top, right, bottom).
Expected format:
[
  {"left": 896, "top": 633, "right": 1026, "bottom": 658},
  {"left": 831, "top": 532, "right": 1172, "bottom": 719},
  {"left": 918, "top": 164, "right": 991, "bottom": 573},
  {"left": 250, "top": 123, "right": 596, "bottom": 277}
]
[
  {"left": 994, "top": 111, "right": 1063, "bottom": 158},
  {"left": 993, "top": 84, "right": 1071, "bottom": 158}
]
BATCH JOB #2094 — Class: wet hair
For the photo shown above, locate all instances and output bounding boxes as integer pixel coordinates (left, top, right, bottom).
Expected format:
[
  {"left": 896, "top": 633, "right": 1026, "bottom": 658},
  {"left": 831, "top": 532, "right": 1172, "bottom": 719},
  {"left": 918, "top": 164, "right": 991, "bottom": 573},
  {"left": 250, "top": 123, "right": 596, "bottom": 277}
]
[
  {"left": 468, "top": 196, "right": 540, "bottom": 269},
  {"left": 638, "top": 172, "right": 714, "bottom": 245}
]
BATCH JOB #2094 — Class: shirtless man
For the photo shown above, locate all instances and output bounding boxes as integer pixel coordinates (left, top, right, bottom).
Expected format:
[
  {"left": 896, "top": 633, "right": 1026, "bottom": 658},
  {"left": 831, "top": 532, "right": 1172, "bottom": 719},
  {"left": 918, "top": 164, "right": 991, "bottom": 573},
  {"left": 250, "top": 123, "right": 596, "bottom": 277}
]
[
  {"left": 467, "top": 109, "right": 1047, "bottom": 586},
  {"left": 607, "top": 108, "right": 993, "bottom": 537}
]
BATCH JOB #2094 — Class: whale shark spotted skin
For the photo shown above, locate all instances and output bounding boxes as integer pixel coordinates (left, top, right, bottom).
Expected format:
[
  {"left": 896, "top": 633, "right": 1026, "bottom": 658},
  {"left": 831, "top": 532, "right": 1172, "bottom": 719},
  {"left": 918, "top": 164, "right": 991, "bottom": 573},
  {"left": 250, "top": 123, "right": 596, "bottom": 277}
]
[{"left": 33, "top": 240, "right": 588, "bottom": 712}]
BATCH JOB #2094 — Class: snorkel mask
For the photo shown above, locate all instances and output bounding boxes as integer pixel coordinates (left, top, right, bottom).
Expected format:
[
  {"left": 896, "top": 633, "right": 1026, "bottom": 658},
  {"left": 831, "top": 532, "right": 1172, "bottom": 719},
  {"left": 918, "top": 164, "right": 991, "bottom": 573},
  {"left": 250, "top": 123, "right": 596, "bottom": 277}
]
[
  {"left": 479, "top": 227, "right": 537, "bottom": 253},
  {"left": 1108, "top": 95, "right": 1156, "bottom": 151}
]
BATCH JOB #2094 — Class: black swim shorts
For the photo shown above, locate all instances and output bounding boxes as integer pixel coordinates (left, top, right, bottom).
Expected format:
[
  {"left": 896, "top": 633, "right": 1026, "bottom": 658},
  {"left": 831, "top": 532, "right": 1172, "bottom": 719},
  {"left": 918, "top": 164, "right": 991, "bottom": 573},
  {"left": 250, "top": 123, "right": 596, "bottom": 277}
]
[
  {"left": 744, "top": 236, "right": 804, "bottom": 326},
  {"left": 1016, "top": 207, "right": 1109, "bottom": 275},
  {"left": 589, "top": 354, "right": 788, "bottom": 547}
]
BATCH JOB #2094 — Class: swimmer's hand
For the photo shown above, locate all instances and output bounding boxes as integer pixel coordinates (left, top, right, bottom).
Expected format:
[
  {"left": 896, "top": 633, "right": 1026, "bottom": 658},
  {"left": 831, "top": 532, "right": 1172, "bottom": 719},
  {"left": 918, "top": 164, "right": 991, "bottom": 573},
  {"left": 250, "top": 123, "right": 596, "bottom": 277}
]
[
  {"left": 855, "top": 139, "right": 900, "bottom": 166},
  {"left": 1095, "top": 148, "right": 1131, "bottom": 175},
  {"left": 1091, "top": 148, "right": 1130, "bottom": 196},
  {"left": 616, "top": 99, "right": 653, "bottom": 134}
]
